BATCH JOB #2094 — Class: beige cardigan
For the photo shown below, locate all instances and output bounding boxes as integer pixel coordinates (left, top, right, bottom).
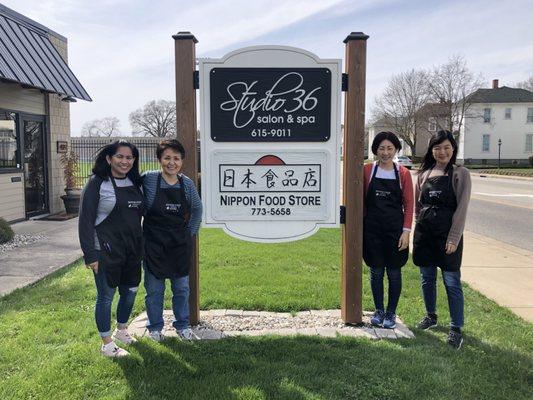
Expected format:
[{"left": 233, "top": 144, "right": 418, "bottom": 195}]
[{"left": 415, "top": 165, "right": 472, "bottom": 246}]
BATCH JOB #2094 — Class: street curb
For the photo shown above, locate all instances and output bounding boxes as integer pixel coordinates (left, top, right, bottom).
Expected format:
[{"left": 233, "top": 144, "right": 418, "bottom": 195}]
[{"left": 469, "top": 172, "right": 533, "bottom": 182}]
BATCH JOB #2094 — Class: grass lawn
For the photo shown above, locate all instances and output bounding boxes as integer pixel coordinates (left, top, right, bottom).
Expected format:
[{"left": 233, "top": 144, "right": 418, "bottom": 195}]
[
  {"left": 472, "top": 168, "right": 533, "bottom": 177},
  {"left": 0, "top": 229, "right": 531, "bottom": 399}
]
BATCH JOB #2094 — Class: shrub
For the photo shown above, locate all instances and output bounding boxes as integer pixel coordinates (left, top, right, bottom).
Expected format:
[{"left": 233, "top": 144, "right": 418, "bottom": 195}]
[
  {"left": 0, "top": 217, "right": 14, "bottom": 244},
  {"left": 529, "top": 155, "right": 533, "bottom": 167}
]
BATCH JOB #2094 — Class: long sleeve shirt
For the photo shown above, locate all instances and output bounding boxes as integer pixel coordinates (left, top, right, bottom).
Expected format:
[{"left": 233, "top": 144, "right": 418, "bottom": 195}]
[
  {"left": 415, "top": 165, "right": 471, "bottom": 246},
  {"left": 363, "top": 162, "right": 414, "bottom": 230},
  {"left": 141, "top": 170, "right": 202, "bottom": 235}
]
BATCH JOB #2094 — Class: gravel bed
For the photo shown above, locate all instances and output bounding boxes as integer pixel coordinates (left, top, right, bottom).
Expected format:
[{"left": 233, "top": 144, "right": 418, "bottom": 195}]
[
  {"left": 0, "top": 234, "right": 47, "bottom": 253},
  {"left": 196, "top": 315, "right": 353, "bottom": 332}
]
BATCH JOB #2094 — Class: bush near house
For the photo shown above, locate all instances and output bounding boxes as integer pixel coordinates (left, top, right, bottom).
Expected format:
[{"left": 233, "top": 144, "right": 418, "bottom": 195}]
[{"left": 0, "top": 217, "right": 14, "bottom": 244}]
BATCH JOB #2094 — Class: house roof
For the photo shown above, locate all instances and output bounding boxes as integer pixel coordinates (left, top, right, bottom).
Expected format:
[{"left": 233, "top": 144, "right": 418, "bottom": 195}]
[
  {"left": 465, "top": 86, "right": 533, "bottom": 104},
  {"left": 0, "top": 5, "right": 91, "bottom": 101}
]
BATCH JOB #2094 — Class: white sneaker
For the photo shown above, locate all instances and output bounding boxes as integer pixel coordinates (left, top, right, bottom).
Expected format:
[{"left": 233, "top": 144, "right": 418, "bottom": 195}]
[
  {"left": 148, "top": 330, "right": 165, "bottom": 342},
  {"left": 101, "top": 341, "right": 129, "bottom": 358},
  {"left": 112, "top": 328, "right": 137, "bottom": 345},
  {"left": 177, "top": 327, "right": 200, "bottom": 341}
]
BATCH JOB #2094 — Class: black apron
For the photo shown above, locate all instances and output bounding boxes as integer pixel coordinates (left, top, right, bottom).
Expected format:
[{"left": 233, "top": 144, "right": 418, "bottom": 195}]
[
  {"left": 413, "top": 168, "right": 463, "bottom": 271},
  {"left": 143, "top": 173, "right": 191, "bottom": 279},
  {"left": 363, "top": 163, "right": 408, "bottom": 269},
  {"left": 95, "top": 177, "right": 144, "bottom": 288}
]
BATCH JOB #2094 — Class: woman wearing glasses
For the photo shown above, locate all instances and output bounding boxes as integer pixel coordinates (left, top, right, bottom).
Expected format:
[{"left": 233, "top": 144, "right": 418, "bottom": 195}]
[{"left": 79, "top": 140, "right": 144, "bottom": 357}]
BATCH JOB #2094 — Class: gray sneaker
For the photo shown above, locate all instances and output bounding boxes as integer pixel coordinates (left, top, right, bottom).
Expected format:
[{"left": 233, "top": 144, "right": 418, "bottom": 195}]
[
  {"left": 383, "top": 312, "right": 396, "bottom": 329},
  {"left": 447, "top": 330, "right": 464, "bottom": 349},
  {"left": 177, "top": 327, "right": 200, "bottom": 341},
  {"left": 416, "top": 315, "right": 438, "bottom": 330},
  {"left": 370, "top": 310, "right": 385, "bottom": 326}
]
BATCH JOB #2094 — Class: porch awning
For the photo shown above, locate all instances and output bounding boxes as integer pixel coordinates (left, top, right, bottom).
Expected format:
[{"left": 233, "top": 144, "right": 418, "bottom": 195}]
[{"left": 0, "top": 12, "right": 91, "bottom": 101}]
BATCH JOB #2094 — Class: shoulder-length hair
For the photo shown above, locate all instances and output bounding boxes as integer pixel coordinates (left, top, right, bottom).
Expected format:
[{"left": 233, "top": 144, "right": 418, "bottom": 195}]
[
  {"left": 91, "top": 140, "right": 141, "bottom": 186},
  {"left": 419, "top": 130, "right": 458, "bottom": 173}
]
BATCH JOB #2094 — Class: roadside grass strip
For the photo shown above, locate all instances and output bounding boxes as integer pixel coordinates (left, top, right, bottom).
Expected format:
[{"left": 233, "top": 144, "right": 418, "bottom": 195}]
[{"left": 0, "top": 229, "right": 531, "bottom": 399}]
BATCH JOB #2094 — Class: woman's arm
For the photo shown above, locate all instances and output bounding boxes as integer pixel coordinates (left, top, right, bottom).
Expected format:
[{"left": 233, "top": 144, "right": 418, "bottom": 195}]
[
  {"left": 401, "top": 167, "right": 414, "bottom": 230},
  {"left": 78, "top": 177, "right": 101, "bottom": 265},
  {"left": 447, "top": 167, "right": 472, "bottom": 246},
  {"left": 184, "top": 176, "right": 203, "bottom": 235}
]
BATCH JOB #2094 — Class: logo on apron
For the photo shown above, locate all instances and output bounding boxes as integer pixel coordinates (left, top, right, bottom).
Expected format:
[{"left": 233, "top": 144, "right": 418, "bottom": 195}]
[
  {"left": 127, "top": 200, "right": 143, "bottom": 209},
  {"left": 165, "top": 203, "right": 182, "bottom": 212},
  {"left": 429, "top": 190, "right": 442, "bottom": 198},
  {"left": 375, "top": 190, "right": 391, "bottom": 198}
]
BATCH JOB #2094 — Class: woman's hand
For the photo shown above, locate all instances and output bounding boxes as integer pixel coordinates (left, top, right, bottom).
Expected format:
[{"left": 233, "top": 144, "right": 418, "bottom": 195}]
[
  {"left": 398, "top": 231, "right": 410, "bottom": 251},
  {"left": 86, "top": 261, "right": 99, "bottom": 274},
  {"left": 445, "top": 242, "right": 457, "bottom": 254}
]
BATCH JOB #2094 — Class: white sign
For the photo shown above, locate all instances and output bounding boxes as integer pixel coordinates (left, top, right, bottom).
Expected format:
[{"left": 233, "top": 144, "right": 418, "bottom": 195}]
[{"left": 200, "top": 46, "right": 341, "bottom": 242}]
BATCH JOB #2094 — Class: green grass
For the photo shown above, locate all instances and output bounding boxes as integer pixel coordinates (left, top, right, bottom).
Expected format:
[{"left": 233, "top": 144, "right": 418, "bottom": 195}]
[
  {"left": 0, "top": 229, "right": 532, "bottom": 399},
  {"left": 472, "top": 168, "right": 533, "bottom": 177}
]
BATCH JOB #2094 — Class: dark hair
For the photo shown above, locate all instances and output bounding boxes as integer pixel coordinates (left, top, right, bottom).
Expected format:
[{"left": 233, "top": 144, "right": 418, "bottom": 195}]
[
  {"left": 419, "top": 130, "right": 458, "bottom": 173},
  {"left": 156, "top": 139, "right": 185, "bottom": 160},
  {"left": 371, "top": 131, "right": 402, "bottom": 155},
  {"left": 91, "top": 140, "right": 141, "bottom": 186}
]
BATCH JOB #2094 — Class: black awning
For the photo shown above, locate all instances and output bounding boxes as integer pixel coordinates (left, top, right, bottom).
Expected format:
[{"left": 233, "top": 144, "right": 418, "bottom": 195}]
[{"left": 0, "top": 12, "right": 91, "bottom": 101}]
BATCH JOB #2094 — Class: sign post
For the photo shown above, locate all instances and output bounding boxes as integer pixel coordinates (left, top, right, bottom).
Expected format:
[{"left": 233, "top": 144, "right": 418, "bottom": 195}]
[
  {"left": 342, "top": 32, "right": 368, "bottom": 324},
  {"left": 173, "top": 31, "right": 200, "bottom": 325}
]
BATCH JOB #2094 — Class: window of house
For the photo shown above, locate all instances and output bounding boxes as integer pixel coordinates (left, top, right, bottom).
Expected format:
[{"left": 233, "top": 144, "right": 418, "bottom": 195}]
[
  {"left": 482, "top": 134, "right": 490, "bottom": 152},
  {"left": 527, "top": 108, "right": 533, "bottom": 123},
  {"left": 526, "top": 134, "right": 533, "bottom": 152},
  {"left": 504, "top": 108, "right": 512, "bottom": 119},
  {"left": 428, "top": 119, "right": 436, "bottom": 132},
  {"left": 483, "top": 108, "right": 491, "bottom": 123},
  {"left": 0, "top": 111, "right": 19, "bottom": 169}
]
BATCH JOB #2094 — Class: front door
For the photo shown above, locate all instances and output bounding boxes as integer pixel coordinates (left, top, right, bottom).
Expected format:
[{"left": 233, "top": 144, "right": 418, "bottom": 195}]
[{"left": 22, "top": 116, "right": 48, "bottom": 217}]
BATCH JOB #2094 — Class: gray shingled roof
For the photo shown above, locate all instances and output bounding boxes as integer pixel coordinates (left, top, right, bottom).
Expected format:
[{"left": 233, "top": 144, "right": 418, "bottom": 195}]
[
  {"left": 465, "top": 86, "right": 533, "bottom": 103},
  {"left": 0, "top": 7, "right": 91, "bottom": 101}
]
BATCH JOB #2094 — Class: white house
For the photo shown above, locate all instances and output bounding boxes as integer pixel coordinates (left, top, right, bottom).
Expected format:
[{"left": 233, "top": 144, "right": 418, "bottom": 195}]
[{"left": 458, "top": 80, "right": 533, "bottom": 165}]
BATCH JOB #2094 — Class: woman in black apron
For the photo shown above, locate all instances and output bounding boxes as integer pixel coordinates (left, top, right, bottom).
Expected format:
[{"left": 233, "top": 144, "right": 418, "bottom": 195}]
[
  {"left": 79, "top": 141, "right": 144, "bottom": 357},
  {"left": 363, "top": 132, "right": 413, "bottom": 329},
  {"left": 413, "top": 130, "right": 471, "bottom": 349},
  {"left": 142, "top": 139, "right": 203, "bottom": 342}
]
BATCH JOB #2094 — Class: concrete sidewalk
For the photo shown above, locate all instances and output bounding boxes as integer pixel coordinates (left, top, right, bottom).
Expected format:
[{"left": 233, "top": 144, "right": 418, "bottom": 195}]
[
  {"left": 461, "top": 231, "right": 533, "bottom": 322},
  {"left": 0, "top": 218, "right": 81, "bottom": 296}
]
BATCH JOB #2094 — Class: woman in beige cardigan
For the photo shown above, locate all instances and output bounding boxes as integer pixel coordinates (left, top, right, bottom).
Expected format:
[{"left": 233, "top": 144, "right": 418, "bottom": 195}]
[{"left": 413, "top": 130, "right": 471, "bottom": 349}]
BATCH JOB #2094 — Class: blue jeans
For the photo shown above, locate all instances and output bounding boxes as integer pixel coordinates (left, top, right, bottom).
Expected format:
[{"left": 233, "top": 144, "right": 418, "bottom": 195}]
[
  {"left": 144, "top": 266, "right": 190, "bottom": 332},
  {"left": 419, "top": 267, "right": 464, "bottom": 328},
  {"left": 93, "top": 258, "right": 138, "bottom": 338},
  {"left": 370, "top": 267, "right": 402, "bottom": 314}
]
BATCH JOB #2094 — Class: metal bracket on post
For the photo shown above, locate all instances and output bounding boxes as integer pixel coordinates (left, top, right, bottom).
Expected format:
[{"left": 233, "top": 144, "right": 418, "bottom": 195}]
[
  {"left": 193, "top": 70, "right": 199, "bottom": 89},
  {"left": 342, "top": 73, "right": 348, "bottom": 92},
  {"left": 340, "top": 205, "right": 346, "bottom": 224}
]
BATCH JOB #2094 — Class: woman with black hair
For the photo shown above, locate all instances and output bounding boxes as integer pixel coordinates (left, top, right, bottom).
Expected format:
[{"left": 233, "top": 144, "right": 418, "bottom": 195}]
[
  {"left": 364, "top": 131, "right": 414, "bottom": 329},
  {"left": 142, "top": 139, "right": 202, "bottom": 342},
  {"left": 413, "top": 130, "right": 471, "bottom": 349},
  {"left": 78, "top": 140, "right": 144, "bottom": 357}
]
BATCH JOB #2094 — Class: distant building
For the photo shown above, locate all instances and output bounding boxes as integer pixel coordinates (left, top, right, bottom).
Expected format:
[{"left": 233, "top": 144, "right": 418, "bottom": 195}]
[
  {"left": 458, "top": 79, "right": 533, "bottom": 165},
  {"left": 0, "top": 4, "right": 91, "bottom": 222}
]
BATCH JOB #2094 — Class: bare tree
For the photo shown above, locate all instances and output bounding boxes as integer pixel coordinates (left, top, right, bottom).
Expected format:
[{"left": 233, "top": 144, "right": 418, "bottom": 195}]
[
  {"left": 372, "top": 69, "right": 431, "bottom": 156},
  {"left": 81, "top": 117, "right": 121, "bottom": 137},
  {"left": 516, "top": 75, "right": 533, "bottom": 92},
  {"left": 425, "top": 55, "right": 484, "bottom": 136},
  {"left": 129, "top": 100, "right": 176, "bottom": 138}
]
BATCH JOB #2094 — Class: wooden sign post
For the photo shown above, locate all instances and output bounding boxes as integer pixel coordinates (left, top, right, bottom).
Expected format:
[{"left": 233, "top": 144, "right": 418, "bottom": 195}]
[
  {"left": 173, "top": 31, "right": 200, "bottom": 325},
  {"left": 341, "top": 32, "right": 368, "bottom": 324}
]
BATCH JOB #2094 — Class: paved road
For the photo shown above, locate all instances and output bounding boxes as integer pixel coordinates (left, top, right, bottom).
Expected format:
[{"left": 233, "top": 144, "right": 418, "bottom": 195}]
[{"left": 467, "top": 175, "right": 533, "bottom": 251}]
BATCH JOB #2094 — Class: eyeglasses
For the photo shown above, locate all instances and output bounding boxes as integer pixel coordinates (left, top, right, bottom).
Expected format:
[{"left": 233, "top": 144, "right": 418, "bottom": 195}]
[{"left": 113, "top": 154, "right": 135, "bottom": 161}]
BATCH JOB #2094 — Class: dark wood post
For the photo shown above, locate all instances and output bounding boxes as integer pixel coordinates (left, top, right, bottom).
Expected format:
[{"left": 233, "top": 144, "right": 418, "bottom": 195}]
[
  {"left": 341, "top": 32, "right": 368, "bottom": 324},
  {"left": 173, "top": 31, "right": 200, "bottom": 325}
]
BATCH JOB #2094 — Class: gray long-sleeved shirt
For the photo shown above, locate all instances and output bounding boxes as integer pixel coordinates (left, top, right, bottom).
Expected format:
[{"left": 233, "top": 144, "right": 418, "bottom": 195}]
[
  {"left": 142, "top": 170, "right": 202, "bottom": 235},
  {"left": 415, "top": 165, "right": 471, "bottom": 246}
]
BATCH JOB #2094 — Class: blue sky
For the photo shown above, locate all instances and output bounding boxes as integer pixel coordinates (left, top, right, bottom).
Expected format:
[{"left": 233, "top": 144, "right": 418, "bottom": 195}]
[{"left": 4, "top": 0, "right": 532, "bottom": 135}]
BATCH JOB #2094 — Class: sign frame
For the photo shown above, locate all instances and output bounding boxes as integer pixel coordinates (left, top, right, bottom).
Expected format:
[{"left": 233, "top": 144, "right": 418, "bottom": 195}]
[{"left": 199, "top": 46, "right": 342, "bottom": 243}]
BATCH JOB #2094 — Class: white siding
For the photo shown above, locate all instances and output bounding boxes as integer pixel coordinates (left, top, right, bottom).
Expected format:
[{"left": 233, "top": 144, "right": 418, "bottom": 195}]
[
  {"left": 0, "top": 173, "right": 25, "bottom": 222},
  {"left": 462, "top": 103, "right": 533, "bottom": 160},
  {"left": 0, "top": 81, "right": 45, "bottom": 115}
]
